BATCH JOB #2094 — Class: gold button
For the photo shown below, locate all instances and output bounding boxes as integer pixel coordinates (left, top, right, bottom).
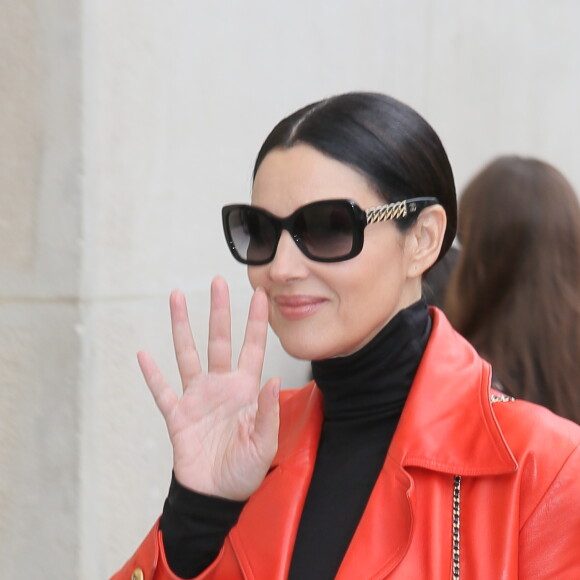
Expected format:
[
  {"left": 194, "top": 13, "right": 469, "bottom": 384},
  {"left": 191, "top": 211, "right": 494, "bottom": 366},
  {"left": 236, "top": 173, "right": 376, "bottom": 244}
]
[{"left": 131, "top": 569, "right": 144, "bottom": 580}]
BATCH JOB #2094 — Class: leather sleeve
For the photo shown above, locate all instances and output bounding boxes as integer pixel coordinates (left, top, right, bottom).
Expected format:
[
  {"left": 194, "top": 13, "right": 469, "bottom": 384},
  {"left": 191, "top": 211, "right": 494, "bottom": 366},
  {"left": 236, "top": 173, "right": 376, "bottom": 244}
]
[
  {"left": 108, "top": 520, "right": 244, "bottom": 580},
  {"left": 108, "top": 520, "right": 176, "bottom": 580},
  {"left": 519, "top": 443, "right": 580, "bottom": 579}
]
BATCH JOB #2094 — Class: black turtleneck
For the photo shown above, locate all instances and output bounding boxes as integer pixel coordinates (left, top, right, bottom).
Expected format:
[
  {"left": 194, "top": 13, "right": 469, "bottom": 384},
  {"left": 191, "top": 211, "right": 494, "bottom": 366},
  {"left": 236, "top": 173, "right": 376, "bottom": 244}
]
[
  {"left": 160, "top": 299, "right": 431, "bottom": 579},
  {"left": 288, "top": 298, "right": 431, "bottom": 579}
]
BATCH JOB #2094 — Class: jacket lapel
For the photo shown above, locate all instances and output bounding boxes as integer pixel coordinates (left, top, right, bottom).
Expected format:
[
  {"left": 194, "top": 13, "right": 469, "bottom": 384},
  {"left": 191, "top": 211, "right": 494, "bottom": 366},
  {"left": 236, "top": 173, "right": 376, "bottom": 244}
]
[{"left": 336, "top": 453, "right": 414, "bottom": 579}]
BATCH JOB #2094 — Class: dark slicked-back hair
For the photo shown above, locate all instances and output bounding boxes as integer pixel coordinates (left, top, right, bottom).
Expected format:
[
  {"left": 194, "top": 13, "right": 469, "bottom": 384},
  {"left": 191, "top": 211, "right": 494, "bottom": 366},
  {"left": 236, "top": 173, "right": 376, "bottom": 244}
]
[{"left": 252, "top": 92, "right": 457, "bottom": 261}]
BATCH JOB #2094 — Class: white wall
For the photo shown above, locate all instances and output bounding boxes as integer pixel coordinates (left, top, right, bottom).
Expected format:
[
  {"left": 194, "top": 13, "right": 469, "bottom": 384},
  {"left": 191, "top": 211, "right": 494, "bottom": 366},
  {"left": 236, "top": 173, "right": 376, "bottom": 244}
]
[
  {"left": 1, "top": 1, "right": 579, "bottom": 578},
  {"left": 0, "top": 0, "right": 82, "bottom": 577}
]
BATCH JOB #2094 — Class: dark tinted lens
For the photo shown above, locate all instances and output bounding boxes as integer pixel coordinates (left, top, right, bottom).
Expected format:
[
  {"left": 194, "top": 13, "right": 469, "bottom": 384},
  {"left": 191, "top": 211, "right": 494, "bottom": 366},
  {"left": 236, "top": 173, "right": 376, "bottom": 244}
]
[
  {"left": 227, "top": 208, "right": 278, "bottom": 263},
  {"left": 296, "top": 203, "right": 356, "bottom": 259}
]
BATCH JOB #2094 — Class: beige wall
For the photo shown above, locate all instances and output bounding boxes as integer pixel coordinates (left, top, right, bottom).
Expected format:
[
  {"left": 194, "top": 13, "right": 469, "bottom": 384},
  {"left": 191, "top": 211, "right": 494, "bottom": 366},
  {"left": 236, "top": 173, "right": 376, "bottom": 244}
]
[
  {"left": 0, "top": 0, "right": 82, "bottom": 577},
  {"left": 1, "top": 1, "right": 579, "bottom": 578}
]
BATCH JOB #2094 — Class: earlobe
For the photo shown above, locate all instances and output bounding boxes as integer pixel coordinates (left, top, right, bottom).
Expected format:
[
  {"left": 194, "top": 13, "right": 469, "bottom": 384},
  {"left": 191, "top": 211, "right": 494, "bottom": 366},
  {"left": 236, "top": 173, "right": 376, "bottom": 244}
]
[{"left": 408, "top": 205, "right": 447, "bottom": 277}]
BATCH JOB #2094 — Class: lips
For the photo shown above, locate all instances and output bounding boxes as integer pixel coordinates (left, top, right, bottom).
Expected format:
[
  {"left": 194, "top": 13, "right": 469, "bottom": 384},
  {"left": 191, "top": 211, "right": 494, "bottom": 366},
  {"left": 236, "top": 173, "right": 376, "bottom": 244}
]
[{"left": 273, "top": 295, "right": 328, "bottom": 320}]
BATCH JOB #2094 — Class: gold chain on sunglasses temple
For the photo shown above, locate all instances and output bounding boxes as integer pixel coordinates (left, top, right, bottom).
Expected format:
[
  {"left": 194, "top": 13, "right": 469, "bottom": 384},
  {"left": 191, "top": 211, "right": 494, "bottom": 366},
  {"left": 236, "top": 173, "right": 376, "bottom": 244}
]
[{"left": 366, "top": 199, "right": 417, "bottom": 224}]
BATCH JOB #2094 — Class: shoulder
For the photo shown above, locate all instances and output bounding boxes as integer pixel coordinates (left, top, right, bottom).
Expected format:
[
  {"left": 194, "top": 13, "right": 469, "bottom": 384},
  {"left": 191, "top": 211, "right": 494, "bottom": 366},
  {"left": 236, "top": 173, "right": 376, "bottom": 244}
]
[
  {"left": 495, "top": 400, "right": 580, "bottom": 576},
  {"left": 492, "top": 396, "right": 580, "bottom": 520},
  {"left": 492, "top": 396, "right": 580, "bottom": 461}
]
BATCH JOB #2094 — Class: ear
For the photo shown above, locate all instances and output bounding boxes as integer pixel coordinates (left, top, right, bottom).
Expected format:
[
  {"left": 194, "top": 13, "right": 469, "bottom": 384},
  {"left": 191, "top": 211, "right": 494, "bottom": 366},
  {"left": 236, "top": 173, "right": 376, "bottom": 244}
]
[{"left": 405, "top": 205, "right": 447, "bottom": 279}]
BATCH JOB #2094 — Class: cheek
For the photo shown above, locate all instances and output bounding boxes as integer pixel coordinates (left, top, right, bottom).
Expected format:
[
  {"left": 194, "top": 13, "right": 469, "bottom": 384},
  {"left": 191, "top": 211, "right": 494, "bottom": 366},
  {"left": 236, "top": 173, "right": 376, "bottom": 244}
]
[
  {"left": 342, "top": 250, "right": 406, "bottom": 310},
  {"left": 246, "top": 266, "right": 262, "bottom": 290}
]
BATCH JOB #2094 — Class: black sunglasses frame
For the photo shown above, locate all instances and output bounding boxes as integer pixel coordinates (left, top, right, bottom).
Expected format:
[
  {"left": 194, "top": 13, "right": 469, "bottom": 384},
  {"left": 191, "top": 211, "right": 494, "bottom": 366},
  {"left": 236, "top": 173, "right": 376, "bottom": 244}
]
[{"left": 222, "top": 197, "right": 438, "bottom": 266}]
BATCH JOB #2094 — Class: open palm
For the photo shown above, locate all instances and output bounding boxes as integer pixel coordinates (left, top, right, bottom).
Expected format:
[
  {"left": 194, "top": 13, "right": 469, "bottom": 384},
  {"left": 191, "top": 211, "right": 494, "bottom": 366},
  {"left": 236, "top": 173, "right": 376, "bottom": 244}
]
[{"left": 137, "top": 277, "right": 280, "bottom": 501}]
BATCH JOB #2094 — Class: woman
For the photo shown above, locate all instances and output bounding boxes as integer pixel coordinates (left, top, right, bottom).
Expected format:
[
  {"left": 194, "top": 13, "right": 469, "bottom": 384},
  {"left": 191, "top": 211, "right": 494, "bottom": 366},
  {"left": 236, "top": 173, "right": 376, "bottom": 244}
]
[
  {"left": 112, "top": 93, "right": 579, "bottom": 580},
  {"left": 445, "top": 156, "right": 580, "bottom": 423}
]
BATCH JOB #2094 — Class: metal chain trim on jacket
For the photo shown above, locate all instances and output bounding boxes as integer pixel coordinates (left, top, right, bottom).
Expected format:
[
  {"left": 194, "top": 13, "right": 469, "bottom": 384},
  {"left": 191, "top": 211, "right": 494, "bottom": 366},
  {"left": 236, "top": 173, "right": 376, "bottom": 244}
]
[
  {"left": 452, "top": 394, "right": 516, "bottom": 578},
  {"left": 490, "top": 393, "right": 516, "bottom": 403},
  {"left": 452, "top": 475, "right": 461, "bottom": 579}
]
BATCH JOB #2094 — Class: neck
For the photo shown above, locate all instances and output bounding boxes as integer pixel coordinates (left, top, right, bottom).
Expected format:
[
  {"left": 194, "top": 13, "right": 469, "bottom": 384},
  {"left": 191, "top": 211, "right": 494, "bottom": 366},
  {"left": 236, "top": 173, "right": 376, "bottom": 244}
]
[{"left": 311, "top": 299, "right": 431, "bottom": 420}]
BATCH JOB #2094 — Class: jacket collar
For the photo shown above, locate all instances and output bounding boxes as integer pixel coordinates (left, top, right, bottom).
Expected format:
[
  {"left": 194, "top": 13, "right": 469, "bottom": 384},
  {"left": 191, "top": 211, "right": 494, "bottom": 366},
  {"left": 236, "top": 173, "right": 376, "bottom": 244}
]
[
  {"left": 273, "top": 307, "right": 517, "bottom": 475},
  {"left": 389, "top": 307, "right": 517, "bottom": 475}
]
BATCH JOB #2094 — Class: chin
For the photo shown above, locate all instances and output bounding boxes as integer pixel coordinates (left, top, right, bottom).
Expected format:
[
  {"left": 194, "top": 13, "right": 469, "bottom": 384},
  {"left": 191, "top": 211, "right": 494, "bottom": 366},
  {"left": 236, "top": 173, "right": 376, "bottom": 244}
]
[
  {"left": 278, "top": 341, "right": 319, "bottom": 361},
  {"left": 275, "top": 333, "right": 319, "bottom": 361},
  {"left": 275, "top": 332, "right": 343, "bottom": 362}
]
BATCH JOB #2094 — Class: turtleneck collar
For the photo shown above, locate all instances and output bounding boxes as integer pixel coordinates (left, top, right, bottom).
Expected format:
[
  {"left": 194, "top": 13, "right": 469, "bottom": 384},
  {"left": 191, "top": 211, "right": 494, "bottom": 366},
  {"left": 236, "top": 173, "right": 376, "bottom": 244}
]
[{"left": 311, "top": 299, "right": 431, "bottom": 421}]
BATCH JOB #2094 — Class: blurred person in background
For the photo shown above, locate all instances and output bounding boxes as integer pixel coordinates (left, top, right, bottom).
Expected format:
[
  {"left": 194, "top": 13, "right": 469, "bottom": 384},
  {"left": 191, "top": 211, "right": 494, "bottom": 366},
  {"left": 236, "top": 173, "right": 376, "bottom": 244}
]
[{"left": 445, "top": 155, "right": 580, "bottom": 423}]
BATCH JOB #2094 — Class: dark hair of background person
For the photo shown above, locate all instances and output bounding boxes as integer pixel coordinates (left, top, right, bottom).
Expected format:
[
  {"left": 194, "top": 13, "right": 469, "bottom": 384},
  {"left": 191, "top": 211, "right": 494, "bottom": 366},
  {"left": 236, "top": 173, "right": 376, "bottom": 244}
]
[
  {"left": 445, "top": 155, "right": 580, "bottom": 423},
  {"left": 252, "top": 92, "right": 457, "bottom": 263}
]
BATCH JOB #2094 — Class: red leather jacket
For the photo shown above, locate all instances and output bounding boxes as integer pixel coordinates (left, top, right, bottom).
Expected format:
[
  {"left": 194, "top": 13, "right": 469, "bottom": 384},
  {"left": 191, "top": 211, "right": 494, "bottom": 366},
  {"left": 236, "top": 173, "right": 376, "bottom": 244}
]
[{"left": 112, "top": 309, "right": 580, "bottom": 579}]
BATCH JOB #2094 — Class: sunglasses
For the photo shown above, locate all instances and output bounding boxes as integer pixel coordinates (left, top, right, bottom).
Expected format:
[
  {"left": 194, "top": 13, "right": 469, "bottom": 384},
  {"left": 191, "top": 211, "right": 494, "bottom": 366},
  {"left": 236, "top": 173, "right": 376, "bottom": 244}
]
[{"left": 222, "top": 197, "right": 438, "bottom": 265}]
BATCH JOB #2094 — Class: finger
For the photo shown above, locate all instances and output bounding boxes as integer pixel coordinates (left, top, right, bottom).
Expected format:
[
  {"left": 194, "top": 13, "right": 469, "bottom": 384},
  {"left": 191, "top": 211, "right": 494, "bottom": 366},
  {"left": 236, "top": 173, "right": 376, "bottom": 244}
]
[
  {"left": 237, "top": 287, "right": 269, "bottom": 378},
  {"left": 170, "top": 290, "right": 202, "bottom": 391},
  {"left": 137, "top": 350, "right": 178, "bottom": 420},
  {"left": 253, "top": 376, "right": 281, "bottom": 463},
  {"left": 208, "top": 276, "right": 232, "bottom": 373}
]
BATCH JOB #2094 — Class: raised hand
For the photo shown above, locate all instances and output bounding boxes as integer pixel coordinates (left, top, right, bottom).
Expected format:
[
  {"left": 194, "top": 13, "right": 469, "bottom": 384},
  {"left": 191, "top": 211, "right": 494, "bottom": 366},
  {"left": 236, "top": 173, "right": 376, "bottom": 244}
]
[{"left": 137, "top": 276, "right": 280, "bottom": 501}]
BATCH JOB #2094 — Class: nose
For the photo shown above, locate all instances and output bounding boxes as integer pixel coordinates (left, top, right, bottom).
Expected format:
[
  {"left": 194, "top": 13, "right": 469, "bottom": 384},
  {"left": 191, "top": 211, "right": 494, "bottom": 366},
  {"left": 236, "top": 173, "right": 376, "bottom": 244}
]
[{"left": 267, "top": 230, "right": 309, "bottom": 282}]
